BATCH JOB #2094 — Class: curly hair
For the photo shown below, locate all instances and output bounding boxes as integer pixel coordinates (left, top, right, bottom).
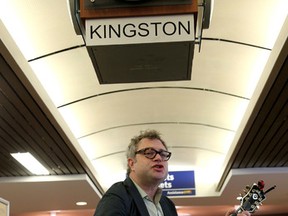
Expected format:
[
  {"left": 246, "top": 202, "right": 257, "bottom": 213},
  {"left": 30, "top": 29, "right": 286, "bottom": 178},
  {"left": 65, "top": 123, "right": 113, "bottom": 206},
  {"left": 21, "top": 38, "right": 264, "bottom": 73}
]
[{"left": 126, "top": 129, "right": 168, "bottom": 176}]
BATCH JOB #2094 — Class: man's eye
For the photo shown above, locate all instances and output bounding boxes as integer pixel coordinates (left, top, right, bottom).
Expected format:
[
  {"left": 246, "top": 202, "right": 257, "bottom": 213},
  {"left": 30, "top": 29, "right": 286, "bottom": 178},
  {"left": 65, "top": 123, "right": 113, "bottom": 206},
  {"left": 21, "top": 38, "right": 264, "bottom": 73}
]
[{"left": 145, "top": 151, "right": 154, "bottom": 156}]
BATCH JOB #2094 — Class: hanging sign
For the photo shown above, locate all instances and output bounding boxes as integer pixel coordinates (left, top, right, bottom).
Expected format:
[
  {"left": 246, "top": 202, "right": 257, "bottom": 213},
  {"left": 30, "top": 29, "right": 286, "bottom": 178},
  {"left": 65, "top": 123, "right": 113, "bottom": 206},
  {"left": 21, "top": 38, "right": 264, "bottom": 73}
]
[
  {"left": 160, "top": 170, "right": 196, "bottom": 197},
  {"left": 85, "top": 14, "right": 195, "bottom": 46}
]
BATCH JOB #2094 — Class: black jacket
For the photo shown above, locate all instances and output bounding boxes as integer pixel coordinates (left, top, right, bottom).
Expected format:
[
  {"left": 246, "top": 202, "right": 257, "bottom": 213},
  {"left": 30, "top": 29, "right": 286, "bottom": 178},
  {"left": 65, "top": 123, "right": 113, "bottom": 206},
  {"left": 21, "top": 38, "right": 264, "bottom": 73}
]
[{"left": 94, "top": 177, "right": 178, "bottom": 216}]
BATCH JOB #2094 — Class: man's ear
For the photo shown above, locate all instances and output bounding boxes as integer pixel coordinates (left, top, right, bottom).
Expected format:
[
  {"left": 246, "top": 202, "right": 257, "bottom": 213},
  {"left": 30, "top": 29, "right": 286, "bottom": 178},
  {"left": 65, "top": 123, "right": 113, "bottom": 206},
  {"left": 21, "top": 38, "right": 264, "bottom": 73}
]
[{"left": 128, "top": 158, "right": 136, "bottom": 171}]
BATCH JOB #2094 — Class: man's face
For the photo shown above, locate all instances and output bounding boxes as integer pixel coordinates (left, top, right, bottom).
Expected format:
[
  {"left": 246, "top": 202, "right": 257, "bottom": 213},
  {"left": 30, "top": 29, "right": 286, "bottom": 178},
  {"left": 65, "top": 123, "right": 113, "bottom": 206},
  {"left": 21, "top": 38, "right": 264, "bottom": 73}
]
[{"left": 129, "top": 138, "right": 169, "bottom": 185}]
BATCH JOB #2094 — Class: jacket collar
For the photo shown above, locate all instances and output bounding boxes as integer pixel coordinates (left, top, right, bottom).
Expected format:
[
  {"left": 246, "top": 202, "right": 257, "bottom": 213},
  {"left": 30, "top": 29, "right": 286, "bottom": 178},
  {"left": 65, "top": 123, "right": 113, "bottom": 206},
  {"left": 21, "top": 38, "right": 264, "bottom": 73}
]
[
  {"left": 124, "top": 177, "right": 150, "bottom": 216},
  {"left": 124, "top": 177, "right": 174, "bottom": 216}
]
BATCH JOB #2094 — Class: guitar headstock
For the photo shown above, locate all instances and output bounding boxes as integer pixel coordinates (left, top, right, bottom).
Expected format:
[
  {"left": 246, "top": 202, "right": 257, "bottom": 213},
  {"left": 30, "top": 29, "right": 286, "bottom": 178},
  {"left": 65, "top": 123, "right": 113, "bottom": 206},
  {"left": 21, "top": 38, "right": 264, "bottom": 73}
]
[{"left": 230, "top": 180, "right": 276, "bottom": 215}]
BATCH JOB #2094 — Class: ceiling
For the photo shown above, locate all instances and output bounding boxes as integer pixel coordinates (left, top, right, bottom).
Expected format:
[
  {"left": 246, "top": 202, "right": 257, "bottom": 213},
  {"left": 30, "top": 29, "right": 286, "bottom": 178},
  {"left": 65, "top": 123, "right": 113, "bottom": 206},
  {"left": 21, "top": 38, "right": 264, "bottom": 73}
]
[{"left": 0, "top": 0, "right": 288, "bottom": 216}]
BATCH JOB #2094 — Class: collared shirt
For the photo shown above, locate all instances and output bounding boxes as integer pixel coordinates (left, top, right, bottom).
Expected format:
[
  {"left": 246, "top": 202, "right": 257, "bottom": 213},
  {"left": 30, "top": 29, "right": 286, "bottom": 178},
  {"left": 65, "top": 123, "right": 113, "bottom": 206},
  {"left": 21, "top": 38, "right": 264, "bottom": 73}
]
[{"left": 133, "top": 181, "right": 164, "bottom": 216}]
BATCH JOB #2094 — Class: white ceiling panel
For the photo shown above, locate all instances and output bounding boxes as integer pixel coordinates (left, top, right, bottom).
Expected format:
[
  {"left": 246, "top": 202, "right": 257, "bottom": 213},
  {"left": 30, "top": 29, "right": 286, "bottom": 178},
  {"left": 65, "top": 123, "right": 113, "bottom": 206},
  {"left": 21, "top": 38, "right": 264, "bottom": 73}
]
[
  {"left": 29, "top": 40, "right": 271, "bottom": 108},
  {"left": 204, "top": 0, "right": 288, "bottom": 48},
  {"left": 192, "top": 41, "right": 271, "bottom": 97},
  {"left": 29, "top": 47, "right": 99, "bottom": 106},
  {"left": 78, "top": 124, "right": 235, "bottom": 160},
  {"left": 0, "top": 0, "right": 83, "bottom": 59},
  {"left": 58, "top": 89, "right": 249, "bottom": 137},
  {"left": 158, "top": 124, "right": 235, "bottom": 153}
]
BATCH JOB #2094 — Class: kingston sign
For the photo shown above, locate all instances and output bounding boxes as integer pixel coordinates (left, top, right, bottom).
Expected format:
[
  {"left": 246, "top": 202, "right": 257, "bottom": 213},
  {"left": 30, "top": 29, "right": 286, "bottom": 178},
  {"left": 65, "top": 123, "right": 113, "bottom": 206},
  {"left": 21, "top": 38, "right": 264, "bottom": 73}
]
[{"left": 85, "top": 14, "right": 195, "bottom": 46}]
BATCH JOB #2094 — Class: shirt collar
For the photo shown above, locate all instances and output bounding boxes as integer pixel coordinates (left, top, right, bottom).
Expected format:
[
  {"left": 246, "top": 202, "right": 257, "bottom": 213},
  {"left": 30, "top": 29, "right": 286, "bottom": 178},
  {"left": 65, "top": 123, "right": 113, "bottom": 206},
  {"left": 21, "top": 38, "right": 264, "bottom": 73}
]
[{"left": 132, "top": 179, "right": 163, "bottom": 204}]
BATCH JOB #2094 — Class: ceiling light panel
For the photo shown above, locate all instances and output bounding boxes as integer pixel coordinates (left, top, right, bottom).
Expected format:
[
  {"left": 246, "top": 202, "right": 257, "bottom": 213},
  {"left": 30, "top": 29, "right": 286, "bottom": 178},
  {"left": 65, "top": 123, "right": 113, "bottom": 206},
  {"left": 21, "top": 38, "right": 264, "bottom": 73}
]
[{"left": 10, "top": 152, "right": 49, "bottom": 175}]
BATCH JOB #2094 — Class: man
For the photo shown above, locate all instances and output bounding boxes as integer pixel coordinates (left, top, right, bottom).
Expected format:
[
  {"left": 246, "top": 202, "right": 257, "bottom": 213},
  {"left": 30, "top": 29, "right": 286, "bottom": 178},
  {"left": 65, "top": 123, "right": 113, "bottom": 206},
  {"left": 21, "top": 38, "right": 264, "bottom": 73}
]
[{"left": 94, "top": 129, "right": 250, "bottom": 216}]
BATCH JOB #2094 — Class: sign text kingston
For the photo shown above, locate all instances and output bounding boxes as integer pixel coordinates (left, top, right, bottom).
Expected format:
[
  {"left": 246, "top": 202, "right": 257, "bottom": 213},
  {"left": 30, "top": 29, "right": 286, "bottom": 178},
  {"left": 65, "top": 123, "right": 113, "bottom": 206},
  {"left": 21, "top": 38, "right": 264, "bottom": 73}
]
[{"left": 85, "top": 14, "right": 195, "bottom": 46}]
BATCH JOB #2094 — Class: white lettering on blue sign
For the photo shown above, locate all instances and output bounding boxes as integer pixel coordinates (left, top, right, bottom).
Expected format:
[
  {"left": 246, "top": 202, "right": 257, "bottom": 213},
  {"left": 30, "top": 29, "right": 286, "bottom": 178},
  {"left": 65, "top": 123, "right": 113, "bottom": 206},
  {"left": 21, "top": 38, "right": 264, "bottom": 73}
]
[
  {"left": 161, "top": 171, "right": 196, "bottom": 197},
  {"left": 160, "top": 174, "right": 174, "bottom": 189}
]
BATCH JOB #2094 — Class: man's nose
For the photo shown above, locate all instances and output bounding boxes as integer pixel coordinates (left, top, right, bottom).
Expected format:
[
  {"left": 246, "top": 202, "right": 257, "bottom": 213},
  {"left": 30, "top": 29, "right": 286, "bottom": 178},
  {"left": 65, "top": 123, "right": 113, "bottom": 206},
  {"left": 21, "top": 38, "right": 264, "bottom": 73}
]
[{"left": 153, "top": 152, "right": 163, "bottom": 161}]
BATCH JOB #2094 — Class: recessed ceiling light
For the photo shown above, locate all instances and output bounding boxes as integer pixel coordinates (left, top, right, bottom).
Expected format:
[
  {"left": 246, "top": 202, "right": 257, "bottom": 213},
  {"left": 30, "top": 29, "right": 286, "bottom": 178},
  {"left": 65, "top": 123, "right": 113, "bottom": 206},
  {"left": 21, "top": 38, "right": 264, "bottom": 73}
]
[
  {"left": 10, "top": 152, "right": 49, "bottom": 175},
  {"left": 76, "top": 201, "right": 87, "bottom": 206},
  {"left": 50, "top": 211, "right": 61, "bottom": 216}
]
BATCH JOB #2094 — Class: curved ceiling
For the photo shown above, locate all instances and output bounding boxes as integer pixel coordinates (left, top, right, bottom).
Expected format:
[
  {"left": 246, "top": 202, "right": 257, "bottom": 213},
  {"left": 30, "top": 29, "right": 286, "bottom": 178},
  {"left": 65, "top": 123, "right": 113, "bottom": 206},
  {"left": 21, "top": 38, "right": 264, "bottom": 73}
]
[{"left": 0, "top": 0, "right": 288, "bottom": 215}]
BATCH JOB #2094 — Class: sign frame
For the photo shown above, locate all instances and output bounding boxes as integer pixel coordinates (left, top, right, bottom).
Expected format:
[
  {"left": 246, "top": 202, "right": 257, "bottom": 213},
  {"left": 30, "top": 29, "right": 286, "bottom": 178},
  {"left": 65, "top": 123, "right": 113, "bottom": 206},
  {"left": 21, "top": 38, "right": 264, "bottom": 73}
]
[{"left": 0, "top": 198, "right": 9, "bottom": 216}]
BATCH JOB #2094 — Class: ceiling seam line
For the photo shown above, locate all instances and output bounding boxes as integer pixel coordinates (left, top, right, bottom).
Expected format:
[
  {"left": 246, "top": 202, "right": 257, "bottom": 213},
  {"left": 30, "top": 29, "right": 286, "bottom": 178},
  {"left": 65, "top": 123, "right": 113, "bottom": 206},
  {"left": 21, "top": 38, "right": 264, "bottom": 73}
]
[
  {"left": 76, "top": 122, "right": 235, "bottom": 140},
  {"left": 27, "top": 44, "right": 86, "bottom": 62},
  {"left": 92, "top": 146, "right": 225, "bottom": 161},
  {"left": 200, "top": 37, "right": 272, "bottom": 50},
  {"left": 26, "top": 37, "right": 270, "bottom": 63},
  {"left": 169, "top": 146, "right": 225, "bottom": 155},
  {"left": 57, "top": 86, "right": 250, "bottom": 108},
  {"left": 92, "top": 151, "right": 125, "bottom": 160}
]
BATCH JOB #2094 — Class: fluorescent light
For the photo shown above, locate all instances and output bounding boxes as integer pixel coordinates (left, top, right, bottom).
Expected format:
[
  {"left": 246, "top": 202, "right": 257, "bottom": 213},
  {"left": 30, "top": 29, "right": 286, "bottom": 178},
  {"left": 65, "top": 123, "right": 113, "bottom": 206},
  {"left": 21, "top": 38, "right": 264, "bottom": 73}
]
[{"left": 11, "top": 152, "right": 49, "bottom": 175}]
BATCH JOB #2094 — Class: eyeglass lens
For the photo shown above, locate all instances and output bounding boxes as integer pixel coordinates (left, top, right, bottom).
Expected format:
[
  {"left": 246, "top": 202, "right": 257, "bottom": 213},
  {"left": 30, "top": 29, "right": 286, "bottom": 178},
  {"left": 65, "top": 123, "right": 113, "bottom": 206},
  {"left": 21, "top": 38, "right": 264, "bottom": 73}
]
[{"left": 138, "top": 148, "right": 171, "bottom": 161}]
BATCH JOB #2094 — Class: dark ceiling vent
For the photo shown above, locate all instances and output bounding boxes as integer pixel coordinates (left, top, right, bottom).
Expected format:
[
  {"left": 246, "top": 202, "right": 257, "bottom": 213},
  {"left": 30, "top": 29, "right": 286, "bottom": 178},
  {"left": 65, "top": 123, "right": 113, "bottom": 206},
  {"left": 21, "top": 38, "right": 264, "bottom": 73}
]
[
  {"left": 87, "top": 41, "right": 194, "bottom": 84},
  {"left": 83, "top": 0, "right": 193, "bottom": 9}
]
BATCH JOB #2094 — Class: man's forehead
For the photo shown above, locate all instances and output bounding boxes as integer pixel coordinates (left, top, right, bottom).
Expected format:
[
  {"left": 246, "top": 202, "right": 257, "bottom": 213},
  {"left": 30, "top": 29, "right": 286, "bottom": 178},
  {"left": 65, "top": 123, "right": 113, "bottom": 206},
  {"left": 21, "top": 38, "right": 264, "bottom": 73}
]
[{"left": 138, "top": 138, "right": 165, "bottom": 148}]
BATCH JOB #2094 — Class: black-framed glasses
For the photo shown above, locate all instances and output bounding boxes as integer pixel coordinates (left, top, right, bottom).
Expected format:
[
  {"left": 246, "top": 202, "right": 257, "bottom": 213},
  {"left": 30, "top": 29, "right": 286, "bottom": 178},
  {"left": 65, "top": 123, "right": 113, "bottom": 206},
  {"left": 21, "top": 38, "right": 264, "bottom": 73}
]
[{"left": 135, "top": 147, "right": 172, "bottom": 161}]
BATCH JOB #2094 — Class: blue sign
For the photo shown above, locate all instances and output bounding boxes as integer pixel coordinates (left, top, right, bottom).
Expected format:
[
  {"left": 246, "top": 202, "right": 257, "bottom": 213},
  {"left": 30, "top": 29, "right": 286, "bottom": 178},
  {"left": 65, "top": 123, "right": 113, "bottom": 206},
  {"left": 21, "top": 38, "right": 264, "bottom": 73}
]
[{"left": 160, "top": 171, "right": 196, "bottom": 197}]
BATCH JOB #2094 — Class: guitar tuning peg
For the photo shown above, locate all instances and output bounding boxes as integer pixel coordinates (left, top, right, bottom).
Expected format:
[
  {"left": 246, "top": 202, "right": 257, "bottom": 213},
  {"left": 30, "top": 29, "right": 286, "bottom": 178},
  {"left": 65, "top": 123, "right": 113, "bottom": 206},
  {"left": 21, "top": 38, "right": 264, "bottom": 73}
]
[
  {"left": 258, "top": 180, "right": 265, "bottom": 190},
  {"left": 245, "top": 185, "right": 251, "bottom": 190},
  {"left": 236, "top": 196, "right": 242, "bottom": 200}
]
